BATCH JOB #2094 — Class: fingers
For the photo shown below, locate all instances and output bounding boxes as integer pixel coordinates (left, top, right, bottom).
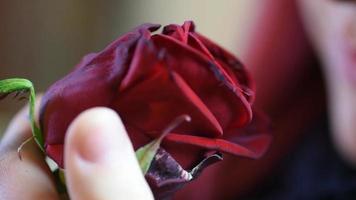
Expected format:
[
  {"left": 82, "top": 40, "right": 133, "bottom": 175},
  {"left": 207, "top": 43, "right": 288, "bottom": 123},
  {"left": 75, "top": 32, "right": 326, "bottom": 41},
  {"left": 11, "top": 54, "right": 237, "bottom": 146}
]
[
  {"left": 64, "top": 107, "right": 154, "bottom": 200},
  {"left": 0, "top": 96, "right": 59, "bottom": 200}
]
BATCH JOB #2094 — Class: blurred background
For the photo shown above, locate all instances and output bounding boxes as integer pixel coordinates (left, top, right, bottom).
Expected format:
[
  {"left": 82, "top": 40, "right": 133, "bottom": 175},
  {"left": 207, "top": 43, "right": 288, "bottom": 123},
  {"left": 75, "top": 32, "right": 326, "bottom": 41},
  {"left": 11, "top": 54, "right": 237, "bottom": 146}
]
[
  {"left": 0, "top": 0, "right": 258, "bottom": 134},
  {"left": 2, "top": 0, "right": 355, "bottom": 199}
]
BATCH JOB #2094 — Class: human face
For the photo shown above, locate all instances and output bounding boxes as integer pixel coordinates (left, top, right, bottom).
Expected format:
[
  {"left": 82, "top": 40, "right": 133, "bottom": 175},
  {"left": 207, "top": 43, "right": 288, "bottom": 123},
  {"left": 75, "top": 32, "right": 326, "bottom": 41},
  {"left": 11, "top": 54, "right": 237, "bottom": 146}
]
[
  {"left": 298, "top": 0, "right": 356, "bottom": 165},
  {"left": 298, "top": 0, "right": 356, "bottom": 81}
]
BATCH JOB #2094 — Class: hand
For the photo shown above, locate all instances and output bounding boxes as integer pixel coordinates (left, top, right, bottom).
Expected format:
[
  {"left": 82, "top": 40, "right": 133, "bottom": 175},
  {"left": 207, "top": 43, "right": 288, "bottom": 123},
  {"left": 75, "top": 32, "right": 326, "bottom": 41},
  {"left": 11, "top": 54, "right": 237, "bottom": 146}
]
[{"left": 0, "top": 98, "right": 153, "bottom": 200}]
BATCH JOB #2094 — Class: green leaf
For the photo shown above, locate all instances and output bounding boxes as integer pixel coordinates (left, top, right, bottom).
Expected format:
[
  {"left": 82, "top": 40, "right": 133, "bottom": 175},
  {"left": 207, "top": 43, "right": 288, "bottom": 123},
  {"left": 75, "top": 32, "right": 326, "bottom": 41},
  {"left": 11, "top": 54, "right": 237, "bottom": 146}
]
[
  {"left": 0, "top": 78, "right": 44, "bottom": 151},
  {"left": 135, "top": 115, "right": 191, "bottom": 175}
]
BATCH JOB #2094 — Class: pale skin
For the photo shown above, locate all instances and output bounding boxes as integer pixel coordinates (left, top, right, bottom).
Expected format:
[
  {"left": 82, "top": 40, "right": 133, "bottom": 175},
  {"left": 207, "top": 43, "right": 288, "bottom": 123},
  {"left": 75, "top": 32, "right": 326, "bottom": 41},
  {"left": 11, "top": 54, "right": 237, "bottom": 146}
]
[
  {"left": 0, "top": 98, "right": 154, "bottom": 200},
  {"left": 297, "top": 0, "right": 356, "bottom": 166}
]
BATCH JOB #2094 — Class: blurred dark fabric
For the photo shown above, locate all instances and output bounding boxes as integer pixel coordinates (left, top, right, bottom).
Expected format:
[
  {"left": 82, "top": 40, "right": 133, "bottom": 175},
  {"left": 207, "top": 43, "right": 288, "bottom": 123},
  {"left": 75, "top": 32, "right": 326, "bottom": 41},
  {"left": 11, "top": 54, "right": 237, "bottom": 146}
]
[{"left": 244, "top": 116, "right": 356, "bottom": 200}]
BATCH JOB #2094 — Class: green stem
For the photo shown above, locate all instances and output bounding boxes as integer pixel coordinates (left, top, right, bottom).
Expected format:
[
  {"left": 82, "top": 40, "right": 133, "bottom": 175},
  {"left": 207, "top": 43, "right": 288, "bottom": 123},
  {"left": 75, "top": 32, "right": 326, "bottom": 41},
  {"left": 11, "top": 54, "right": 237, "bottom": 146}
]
[
  {"left": 0, "top": 78, "right": 44, "bottom": 151},
  {"left": 29, "top": 86, "right": 44, "bottom": 151}
]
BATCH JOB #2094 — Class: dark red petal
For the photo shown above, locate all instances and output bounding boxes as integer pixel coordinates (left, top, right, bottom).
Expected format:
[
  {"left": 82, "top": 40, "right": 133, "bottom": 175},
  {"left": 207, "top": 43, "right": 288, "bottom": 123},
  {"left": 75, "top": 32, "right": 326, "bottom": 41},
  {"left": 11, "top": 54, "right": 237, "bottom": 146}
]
[
  {"left": 152, "top": 34, "right": 252, "bottom": 129},
  {"left": 170, "top": 72, "right": 223, "bottom": 135},
  {"left": 161, "top": 21, "right": 252, "bottom": 104},
  {"left": 124, "top": 123, "right": 152, "bottom": 150},
  {"left": 40, "top": 24, "right": 160, "bottom": 168},
  {"left": 223, "top": 109, "right": 272, "bottom": 157},
  {"left": 182, "top": 21, "right": 195, "bottom": 33},
  {"left": 193, "top": 32, "right": 255, "bottom": 103},
  {"left": 164, "top": 133, "right": 269, "bottom": 159},
  {"left": 162, "top": 21, "right": 195, "bottom": 44},
  {"left": 119, "top": 35, "right": 161, "bottom": 91},
  {"left": 46, "top": 144, "right": 64, "bottom": 167},
  {"left": 165, "top": 110, "right": 272, "bottom": 159},
  {"left": 112, "top": 67, "right": 224, "bottom": 138},
  {"left": 187, "top": 32, "right": 255, "bottom": 103},
  {"left": 162, "top": 23, "right": 187, "bottom": 43},
  {"left": 103, "top": 23, "right": 160, "bottom": 52},
  {"left": 224, "top": 134, "right": 271, "bottom": 158}
]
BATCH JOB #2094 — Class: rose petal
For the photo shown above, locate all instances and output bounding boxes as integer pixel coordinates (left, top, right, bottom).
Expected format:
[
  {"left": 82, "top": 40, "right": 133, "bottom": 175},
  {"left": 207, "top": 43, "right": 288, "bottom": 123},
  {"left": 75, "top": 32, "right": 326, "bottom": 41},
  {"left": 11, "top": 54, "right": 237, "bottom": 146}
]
[
  {"left": 152, "top": 34, "right": 252, "bottom": 129},
  {"left": 40, "top": 24, "right": 160, "bottom": 167},
  {"left": 194, "top": 32, "right": 255, "bottom": 102},
  {"left": 146, "top": 148, "right": 222, "bottom": 200},
  {"left": 165, "top": 133, "right": 270, "bottom": 159},
  {"left": 112, "top": 67, "right": 224, "bottom": 138},
  {"left": 162, "top": 21, "right": 250, "bottom": 103},
  {"left": 119, "top": 36, "right": 160, "bottom": 90},
  {"left": 170, "top": 71, "right": 223, "bottom": 136},
  {"left": 162, "top": 21, "right": 195, "bottom": 44}
]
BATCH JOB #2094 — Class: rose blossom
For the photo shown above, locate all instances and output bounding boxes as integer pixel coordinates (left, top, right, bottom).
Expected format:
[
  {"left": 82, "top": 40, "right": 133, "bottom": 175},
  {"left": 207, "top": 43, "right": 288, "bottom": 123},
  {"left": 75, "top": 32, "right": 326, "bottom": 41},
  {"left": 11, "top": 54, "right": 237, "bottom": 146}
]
[{"left": 40, "top": 21, "right": 271, "bottom": 172}]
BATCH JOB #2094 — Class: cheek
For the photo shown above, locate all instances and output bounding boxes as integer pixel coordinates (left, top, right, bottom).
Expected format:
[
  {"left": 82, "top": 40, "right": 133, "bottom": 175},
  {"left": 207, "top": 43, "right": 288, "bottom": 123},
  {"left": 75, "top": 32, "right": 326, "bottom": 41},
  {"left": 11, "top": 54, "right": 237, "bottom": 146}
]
[
  {"left": 318, "top": 5, "right": 356, "bottom": 80},
  {"left": 298, "top": 0, "right": 356, "bottom": 79},
  {"left": 297, "top": 0, "right": 329, "bottom": 49}
]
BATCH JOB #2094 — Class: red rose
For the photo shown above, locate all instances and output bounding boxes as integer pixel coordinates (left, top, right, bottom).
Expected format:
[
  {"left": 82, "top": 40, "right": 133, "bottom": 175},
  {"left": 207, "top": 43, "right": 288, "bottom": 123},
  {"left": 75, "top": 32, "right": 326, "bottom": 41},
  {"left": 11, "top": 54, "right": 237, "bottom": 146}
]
[{"left": 40, "top": 21, "right": 271, "bottom": 170}]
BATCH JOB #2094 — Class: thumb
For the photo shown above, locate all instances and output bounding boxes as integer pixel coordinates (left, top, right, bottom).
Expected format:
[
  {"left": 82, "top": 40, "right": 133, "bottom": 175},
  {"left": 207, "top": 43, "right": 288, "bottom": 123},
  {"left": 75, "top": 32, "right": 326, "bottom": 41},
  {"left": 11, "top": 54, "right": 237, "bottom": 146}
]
[{"left": 64, "top": 107, "right": 153, "bottom": 200}]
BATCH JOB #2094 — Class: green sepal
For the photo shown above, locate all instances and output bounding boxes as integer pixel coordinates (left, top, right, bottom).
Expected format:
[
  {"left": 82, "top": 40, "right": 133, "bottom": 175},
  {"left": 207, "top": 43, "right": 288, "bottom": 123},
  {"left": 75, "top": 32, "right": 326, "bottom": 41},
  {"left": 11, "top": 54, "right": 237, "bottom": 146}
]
[
  {"left": 135, "top": 134, "right": 164, "bottom": 175},
  {"left": 135, "top": 115, "right": 191, "bottom": 175},
  {"left": 0, "top": 78, "right": 44, "bottom": 151}
]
